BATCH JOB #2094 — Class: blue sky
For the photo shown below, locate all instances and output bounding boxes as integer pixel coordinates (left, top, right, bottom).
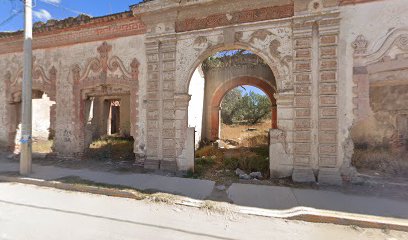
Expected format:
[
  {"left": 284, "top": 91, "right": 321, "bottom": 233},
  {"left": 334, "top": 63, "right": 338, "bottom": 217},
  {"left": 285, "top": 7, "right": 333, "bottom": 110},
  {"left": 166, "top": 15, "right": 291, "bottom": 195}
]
[
  {"left": 0, "top": 0, "right": 143, "bottom": 32},
  {"left": 239, "top": 85, "right": 266, "bottom": 96}
]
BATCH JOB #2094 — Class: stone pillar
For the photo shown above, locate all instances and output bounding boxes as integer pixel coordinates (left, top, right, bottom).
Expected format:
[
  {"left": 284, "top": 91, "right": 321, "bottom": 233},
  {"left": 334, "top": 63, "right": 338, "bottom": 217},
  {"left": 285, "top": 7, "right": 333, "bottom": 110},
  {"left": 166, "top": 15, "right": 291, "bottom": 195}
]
[
  {"left": 175, "top": 93, "right": 193, "bottom": 171},
  {"left": 292, "top": 17, "right": 316, "bottom": 183},
  {"left": 271, "top": 106, "right": 278, "bottom": 129},
  {"left": 272, "top": 92, "right": 294, "bottom": 178},
  {"left": 144, "top": 37, "right": 178, "bottom": 171},
  {"left": 120, "top": 95, "right": 131, "bottom": 136},
  {"left": 5, "top": 103, "right": 21, "bottom": 153},
  {"left": 49, "top": 104, "right": 56, "bottom": 140},
  {"left": 317, "top": 14, "right": 342, "bottom": 185}
]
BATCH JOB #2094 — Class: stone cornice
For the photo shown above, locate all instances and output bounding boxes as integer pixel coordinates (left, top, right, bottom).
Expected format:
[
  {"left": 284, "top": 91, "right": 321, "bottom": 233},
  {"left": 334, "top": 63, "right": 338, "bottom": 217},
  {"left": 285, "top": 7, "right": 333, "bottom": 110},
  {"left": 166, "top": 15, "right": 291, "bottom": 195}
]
[
  {"left": 0, "top": 11, "right": 133, "bottom": 40},
  {"left": 0, "top": 12, "right": 146, "bottom": 55},
  {"left": 131, "top": 0, "right": 215, "bottom": 15}
]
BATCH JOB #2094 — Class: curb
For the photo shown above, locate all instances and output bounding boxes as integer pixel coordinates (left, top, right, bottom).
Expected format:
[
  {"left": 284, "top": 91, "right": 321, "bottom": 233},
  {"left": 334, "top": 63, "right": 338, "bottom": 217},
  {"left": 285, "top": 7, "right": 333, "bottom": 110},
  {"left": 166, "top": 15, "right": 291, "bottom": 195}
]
[{"left": 0, "top": 175, "right": 407, "bottom": 232}]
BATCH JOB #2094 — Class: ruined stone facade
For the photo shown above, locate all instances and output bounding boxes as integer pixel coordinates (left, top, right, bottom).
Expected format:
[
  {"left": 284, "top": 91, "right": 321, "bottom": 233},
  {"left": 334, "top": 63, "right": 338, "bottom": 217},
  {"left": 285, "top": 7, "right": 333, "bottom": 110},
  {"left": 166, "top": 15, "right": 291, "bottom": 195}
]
[{"left": 0, "top": 0, "right": 406, "bottom": 182}]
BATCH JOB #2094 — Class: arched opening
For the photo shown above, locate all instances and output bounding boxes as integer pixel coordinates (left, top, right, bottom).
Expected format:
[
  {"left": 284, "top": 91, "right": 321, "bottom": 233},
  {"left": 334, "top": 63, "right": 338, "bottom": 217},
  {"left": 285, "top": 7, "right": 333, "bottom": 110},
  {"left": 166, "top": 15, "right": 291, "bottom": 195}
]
[
  {"left": 210, "top": 76, "right": 277, "bottom": 142},
  {"left": 219, "top": 85, "right": 273, "bottom": 149},
  {"left": 187, "top": 49, "right": 277, "bottom": 179}
]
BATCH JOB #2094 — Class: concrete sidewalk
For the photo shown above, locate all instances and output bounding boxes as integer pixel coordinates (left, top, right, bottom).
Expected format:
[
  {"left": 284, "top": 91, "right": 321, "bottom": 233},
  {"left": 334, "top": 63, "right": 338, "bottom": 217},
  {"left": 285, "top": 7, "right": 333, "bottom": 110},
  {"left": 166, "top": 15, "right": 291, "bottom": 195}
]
[{"left": 1, "top": 159, "right": 407, "bottom": 219}]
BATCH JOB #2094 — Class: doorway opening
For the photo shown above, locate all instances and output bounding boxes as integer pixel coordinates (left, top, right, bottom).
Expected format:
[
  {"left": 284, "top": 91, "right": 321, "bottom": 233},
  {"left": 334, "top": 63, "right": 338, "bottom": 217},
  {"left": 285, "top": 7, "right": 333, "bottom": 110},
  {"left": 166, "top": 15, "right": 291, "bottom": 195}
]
[
  {"left": 10, "top": 90, "right": 55, "bottom": 155},
  {"left": 84, "top": 93, "right": 134, "bottom": 161},
  {"left": 187, "top": 49, "right": 277, "bottom": 179}
]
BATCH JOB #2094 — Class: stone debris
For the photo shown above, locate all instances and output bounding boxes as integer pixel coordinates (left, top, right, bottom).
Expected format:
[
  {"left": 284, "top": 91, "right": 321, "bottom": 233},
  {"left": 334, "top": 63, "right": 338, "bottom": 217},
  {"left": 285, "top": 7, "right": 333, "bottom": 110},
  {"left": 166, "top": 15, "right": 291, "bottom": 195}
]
[
  {"left": 249, "top": 172, "right": 263, "bottom": 179},
  {"left": 215, "top": 185, "right": 226, "bottom": 191},
  {"left": 235, "top": 168, "right": 245, "bottom": 176},
  {"left": 239, "top": 174, "right": 251, "bottom": 180}
]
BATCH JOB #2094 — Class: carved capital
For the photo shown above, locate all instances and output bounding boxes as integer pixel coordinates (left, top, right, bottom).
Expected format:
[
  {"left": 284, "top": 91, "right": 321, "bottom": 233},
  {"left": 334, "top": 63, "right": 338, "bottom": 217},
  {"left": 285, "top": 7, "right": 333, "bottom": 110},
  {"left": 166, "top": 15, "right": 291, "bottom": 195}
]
[{"left": 352, "top": 34, "right": 368, "bottom": 55}]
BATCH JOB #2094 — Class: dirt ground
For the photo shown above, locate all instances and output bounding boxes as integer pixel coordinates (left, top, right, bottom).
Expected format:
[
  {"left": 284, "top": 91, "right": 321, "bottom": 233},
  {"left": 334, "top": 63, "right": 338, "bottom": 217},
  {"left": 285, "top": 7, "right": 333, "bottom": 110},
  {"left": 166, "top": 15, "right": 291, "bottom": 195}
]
[{"left": 219, "top": 120, "right": 271, "bottom": 148}]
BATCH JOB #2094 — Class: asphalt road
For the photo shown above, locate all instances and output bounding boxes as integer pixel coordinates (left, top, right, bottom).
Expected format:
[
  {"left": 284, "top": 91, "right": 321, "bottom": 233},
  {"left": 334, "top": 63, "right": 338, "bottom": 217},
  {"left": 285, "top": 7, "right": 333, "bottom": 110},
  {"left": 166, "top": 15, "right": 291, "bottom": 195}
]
[{"left": 0, "top": 182, "right": 406, "bottom": 240}]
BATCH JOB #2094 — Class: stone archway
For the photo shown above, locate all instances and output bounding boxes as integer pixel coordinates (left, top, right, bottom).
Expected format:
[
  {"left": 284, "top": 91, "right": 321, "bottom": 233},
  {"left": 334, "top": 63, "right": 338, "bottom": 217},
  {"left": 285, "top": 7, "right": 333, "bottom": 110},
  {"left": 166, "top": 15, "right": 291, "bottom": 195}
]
[
  {"left": 170, "top": 32, "right": 293, "bottom": 173},
  {"left": 208, "top": 76, "right": 277, "bottom": 141}
]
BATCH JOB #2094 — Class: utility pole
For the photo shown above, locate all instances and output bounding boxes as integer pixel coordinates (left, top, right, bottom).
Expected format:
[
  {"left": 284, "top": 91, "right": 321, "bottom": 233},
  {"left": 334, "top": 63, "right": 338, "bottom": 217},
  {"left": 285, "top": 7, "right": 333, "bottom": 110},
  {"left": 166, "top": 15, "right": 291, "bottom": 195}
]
[{"left": 20, "top": 0, "right": 33, "bottom": 175}]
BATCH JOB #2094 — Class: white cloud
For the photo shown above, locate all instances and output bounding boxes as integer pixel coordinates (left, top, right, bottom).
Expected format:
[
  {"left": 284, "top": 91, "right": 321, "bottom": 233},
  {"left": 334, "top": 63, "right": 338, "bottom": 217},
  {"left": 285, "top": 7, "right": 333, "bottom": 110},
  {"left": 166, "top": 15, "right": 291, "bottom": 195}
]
[
  {"left": 41, "top": 0, "right": 61, "bottom": 4},
  {"left": 33, "top": 9, "right": 52, "bottom": 21}
]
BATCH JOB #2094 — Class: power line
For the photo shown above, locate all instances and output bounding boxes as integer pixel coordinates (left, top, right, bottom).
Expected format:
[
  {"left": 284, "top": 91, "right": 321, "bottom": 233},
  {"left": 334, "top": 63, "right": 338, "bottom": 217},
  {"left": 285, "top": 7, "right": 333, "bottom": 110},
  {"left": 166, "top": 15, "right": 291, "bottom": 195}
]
[
  {"left": 38, "top": 0, "right": 91, "bottom": 17},
  {"left": 0, "top": 9, "right": 23, "bottom": 28}
]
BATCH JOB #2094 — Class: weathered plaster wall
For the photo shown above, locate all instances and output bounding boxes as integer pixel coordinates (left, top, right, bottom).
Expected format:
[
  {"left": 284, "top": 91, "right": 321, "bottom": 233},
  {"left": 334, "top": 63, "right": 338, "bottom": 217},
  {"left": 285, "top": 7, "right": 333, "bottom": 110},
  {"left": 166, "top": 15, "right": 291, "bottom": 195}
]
[
  {"left": 0, "top": 34, "right": 146, "bottom": 157},
  {"left": 338, "top": 0, "right": 408, "bottom": 170},
  {"left": 0, "top": 57, "right": 7, "bottom": 150}
]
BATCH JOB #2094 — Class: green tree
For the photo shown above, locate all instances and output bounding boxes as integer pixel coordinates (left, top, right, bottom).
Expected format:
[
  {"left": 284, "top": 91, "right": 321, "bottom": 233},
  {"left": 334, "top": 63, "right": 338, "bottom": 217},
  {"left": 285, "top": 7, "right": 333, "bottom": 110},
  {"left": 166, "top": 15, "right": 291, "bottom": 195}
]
[
  {"left": 220, "top": 88, "right": 242, "bottom": 125},
  {"left": 238, "top": 91, "right": 271, "bottom": 125},
  {"left": 221, "top": 88, "right": 271, "bottom": 125}
]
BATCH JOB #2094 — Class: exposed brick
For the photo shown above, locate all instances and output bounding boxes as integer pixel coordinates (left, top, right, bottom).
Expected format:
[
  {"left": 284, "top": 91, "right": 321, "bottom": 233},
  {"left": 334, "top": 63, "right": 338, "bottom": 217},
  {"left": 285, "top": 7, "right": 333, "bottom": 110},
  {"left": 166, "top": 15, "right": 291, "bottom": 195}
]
[
  {"left": 295, "top": 85, "right": 311, "bottom": 95},
  {"left": 319, "top": 156, "right": 337, "bottom": 167},
  {"left": 295, "top": 131, "right": 311, "bottom": 142},
  {"left": 319, "top": 83, "right": 337, "bottom": 95},
  {"left": 295, "top": 108, "right": 311, "bottom": 118},
  {"left": 295, "top": 62, "right": 311, "bottom": 72},
  {"left": 320, "top": 95, "right": 337, "bottom": 106},
  {"left": 320, "top": 59, "right": 337, "bottom": 70},
  {"left": 319, "top": 131, "right": 337, "bottom": 144},
  {"left": 295, "top": 74, "right": 311, "bottom": 83},
  {"left": 319, "top": 119, "right": 338, "bottom": 130},
  {"left": 320, "top": 71, "right": 337, "bottom": 82},
  {"left": 295, "top": 98, "right": 311, "bottom": 109},
  {"left": 320, "top": 35, "right": 337, "bottom": 45},
  {"left": 295, "top": 143, "right": 311, "bottom": 154},
  {"left": 319, "top": 107, "right": 337, "bottom": 118},
  {"left": 295, "top": 49, "right": 311, "bottom": 59},
  {"left": 295, "top": 119, "right": 311, "bottom": 130},
  {"left": 319, "top": 144, "right": 337, "bottom": 156},
  {"left": 295, "top": 38, "right": 312, "bottom": 48},
  {"left": 320, "top": 47, "right": 337, "bottom": 58}
]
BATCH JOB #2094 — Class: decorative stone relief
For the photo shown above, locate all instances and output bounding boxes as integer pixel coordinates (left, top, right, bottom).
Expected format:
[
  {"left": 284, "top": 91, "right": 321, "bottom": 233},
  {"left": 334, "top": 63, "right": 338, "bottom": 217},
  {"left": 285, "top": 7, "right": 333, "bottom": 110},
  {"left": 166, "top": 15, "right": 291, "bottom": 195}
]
[
  {"left": 308, "top": 0, "right": 323, "bottom": 12},
  {"left": 193, "top": 36, "right": 209, "bottom": 50},
  {"left": 249, "top": 29, "right": 273, "bottom": 44},
  {"left": 73, "top": 41, "right": 139, "bottom": 83},
  {"left": 352, "top": 34, "right": 368, "bottom": 55},
  {"left": 395, "top": 34, "right": 408, "bottom": 51},
  {"left": 270, "top": 129, "right": 287, "bottom": 153},
  {"left": 6, "top": 62, "right": 57, "bottom": 102}
]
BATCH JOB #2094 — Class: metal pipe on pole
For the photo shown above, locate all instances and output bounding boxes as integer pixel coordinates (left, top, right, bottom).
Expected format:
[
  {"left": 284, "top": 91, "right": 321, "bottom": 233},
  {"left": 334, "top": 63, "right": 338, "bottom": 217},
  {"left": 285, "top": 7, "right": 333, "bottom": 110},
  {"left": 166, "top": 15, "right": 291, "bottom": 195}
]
[{"left": 20, "top": 0, "right": 33, "bottom": 175}]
